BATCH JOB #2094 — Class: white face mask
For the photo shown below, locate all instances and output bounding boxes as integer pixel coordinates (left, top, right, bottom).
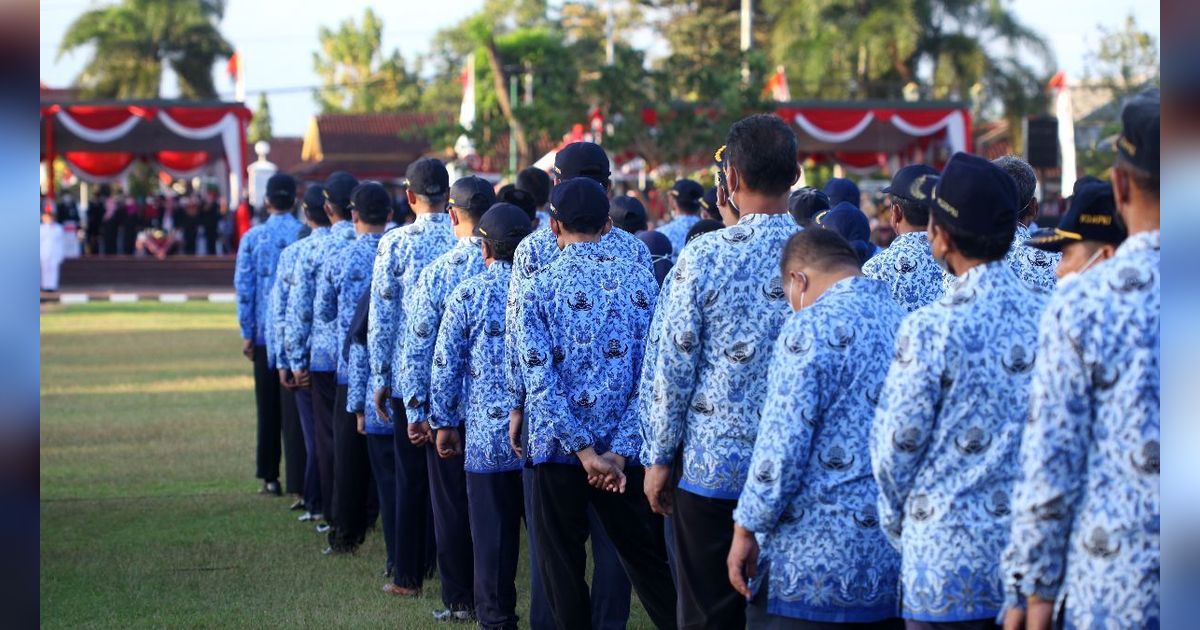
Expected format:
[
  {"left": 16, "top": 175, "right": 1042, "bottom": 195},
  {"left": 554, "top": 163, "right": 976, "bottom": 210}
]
[
  {"left": 786, "top": 271, "right": 809, "bottom": 312},
  {"left": 1059, "top": 248, "right": 1105, "bottom": 287}
]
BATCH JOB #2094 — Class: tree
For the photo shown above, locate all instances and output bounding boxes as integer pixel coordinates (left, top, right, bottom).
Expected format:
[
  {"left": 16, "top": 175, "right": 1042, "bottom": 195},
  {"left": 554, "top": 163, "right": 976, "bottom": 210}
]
[
  {"left": 312, "top": 8, "right": 422, "bottom": 113},
  {"left": 57, "top": 0, "right": 233, "bottom": 99},
  {"left": 248, "top": 93, "right": 273, "bottom": 144},
  {"left": 1085, "top": 14, "right": 1159, "bottom": 98}
]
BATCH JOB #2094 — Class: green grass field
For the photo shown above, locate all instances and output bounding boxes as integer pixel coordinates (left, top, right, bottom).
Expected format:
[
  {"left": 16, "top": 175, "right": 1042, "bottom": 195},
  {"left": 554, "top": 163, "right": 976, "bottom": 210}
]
[{"left": 41, "top": 301, "right": 651, "bottom": 629}]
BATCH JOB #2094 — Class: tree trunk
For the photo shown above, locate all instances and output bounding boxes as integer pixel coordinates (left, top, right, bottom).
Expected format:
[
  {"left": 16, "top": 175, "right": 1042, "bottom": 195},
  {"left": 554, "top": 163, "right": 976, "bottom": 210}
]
[{"left": 483, "top": 38, "right": 530, "bottom": 169}]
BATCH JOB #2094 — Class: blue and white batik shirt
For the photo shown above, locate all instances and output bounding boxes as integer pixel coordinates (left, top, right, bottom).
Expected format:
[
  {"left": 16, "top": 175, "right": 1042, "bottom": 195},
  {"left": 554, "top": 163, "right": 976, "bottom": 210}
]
[
  {"left": 517, "top": 241, "right": 658, "bottom": 465},
  {"left": 657, "top": 213, "right": 701, "bottom": 260},
  {"left": 317, "top": 231, "right": 383, "bottom": 384},
  {"left": 367, "top": 213, "right": 456, "bottom": 396},
  {"left": 430, "top": 261, "right": 522, "bottom": 474},
  {"left": 1007, "top": 223, "right": 1060, "bottom": 292},
  {"left": 234, "top": 213, "right": 301, "bottom": 345},
  {"left": 1002, "top": 230, "right": 1159, "bottom": 630},
  {"left": 397, "top": 238, "right": 485, "bottom": 424},
  {"left": 871, "top": 260, "right": 1049, "bottom": 622},
  {"left": 266, "top": 236, "right": 306, "bottom": 369},
  {"left": 643, "top": 213, "right": 798, "bottom": 500},
  {"left": 735, "top": 277, "right": 905, "bottom": 623},
  {"left": 861, "top": 231, "right": 949, "bottom": 312},
  {"left": 285, "top": 221, "right": 354, "bottom": 372}
]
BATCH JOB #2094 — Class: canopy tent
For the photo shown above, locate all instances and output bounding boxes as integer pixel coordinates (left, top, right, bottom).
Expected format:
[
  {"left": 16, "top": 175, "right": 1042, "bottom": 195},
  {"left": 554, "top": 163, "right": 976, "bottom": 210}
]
[
  {"left": 774, "top": 101, "right": 971, "bottom": 174},
  {"left": 39, "top": 100, "right": 253, "bottom": 203}
]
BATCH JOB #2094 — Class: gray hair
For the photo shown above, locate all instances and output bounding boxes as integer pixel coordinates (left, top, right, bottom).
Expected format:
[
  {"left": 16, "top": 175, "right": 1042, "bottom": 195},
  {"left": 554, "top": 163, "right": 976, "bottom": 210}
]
[{"left": 992, "top": 155, "right": 1037, "bottom": 208}]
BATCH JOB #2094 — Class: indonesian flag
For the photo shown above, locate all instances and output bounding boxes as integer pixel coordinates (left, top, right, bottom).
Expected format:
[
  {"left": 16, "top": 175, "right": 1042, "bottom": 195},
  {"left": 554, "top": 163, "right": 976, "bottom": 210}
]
[
  {"left": 227, "top": 50, "right": 245, "bottom": 102},
  {"left": 764, "top": 65, "right": 791, "bottom": 102},
  {"left": 1048, "top": 71, "right": 1077, "bottom": 195},
  {"left": 455, "top": 55, "right": 477, "bottom": 160}
]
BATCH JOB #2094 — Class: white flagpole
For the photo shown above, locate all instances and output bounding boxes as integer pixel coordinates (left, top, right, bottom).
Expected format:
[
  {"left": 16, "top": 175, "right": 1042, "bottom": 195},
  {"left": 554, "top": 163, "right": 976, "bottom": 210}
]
[{"left": 1055, "top": 76, "right": 1077, "bottom": 196}]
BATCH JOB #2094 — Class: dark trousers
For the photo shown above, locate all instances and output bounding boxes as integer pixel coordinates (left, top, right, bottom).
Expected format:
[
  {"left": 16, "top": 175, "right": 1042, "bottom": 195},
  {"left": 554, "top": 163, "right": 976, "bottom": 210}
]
[
  {"left": 310, "top": 372, "right": 337, "bottom": 518},
  {"left": 280, "top": 385, "right": 305, "bottom": 496},
  {"left": 428, "top": 429, "right": 474, "bottom": 610},
  {"left": 392, "top": 403, "right": 437, "bottom": 588},
  {"left": 251, "top": 345, "right": 282, "bottom": 482},
  {"left": 467, "top": 471, "right": 523, "bottom": 630},
  {"left": 367, "top": 432, "right": 398, "bottom": 574},
  {"left": 331, "top": 384, "right": 371, "bottom": 549},
  {"left": 672, "top": 487, "right": 744, "bottom": 630},
  {"left": 531, "top": 464, "right": 677, "bottom": 630},
  {"left": 523, "top": 468, "right": 631, "bottom": 630},
  {"left": 294, "top": 388, "right": 322, "bottom": 513}
]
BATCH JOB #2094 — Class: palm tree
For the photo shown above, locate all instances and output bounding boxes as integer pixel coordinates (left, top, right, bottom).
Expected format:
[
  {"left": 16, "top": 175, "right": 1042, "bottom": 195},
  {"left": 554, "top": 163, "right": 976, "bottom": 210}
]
[{"left": 57, "top": 0, "right": 233, "bottom": 100}]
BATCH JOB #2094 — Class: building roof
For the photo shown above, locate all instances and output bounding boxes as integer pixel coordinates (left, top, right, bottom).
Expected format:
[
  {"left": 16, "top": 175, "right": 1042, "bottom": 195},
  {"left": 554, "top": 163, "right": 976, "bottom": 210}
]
[{"left": 293, "top": 112, "right": 452, "bottom": 182}]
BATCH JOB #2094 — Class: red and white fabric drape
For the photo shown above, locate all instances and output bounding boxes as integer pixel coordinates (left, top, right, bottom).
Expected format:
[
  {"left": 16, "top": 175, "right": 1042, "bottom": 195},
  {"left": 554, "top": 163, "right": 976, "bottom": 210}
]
[{"left": 780, "top": 106, "right": 972, "bottom": 171}]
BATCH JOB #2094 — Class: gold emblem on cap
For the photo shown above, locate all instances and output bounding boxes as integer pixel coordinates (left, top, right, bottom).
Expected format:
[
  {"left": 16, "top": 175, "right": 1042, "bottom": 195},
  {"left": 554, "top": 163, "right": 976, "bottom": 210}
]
[
  {"left": 714, "top": 145, "right": 727, "bottom": 163},
  {"left": 1117, "top": 135, "right": 1137, "bottom": 156},
  {"left": 909, "top": 175, "right": 930, "bottom": 200},
  {"left": 932, "top": 187, "right": 958, "bottom": 218},
  {"left": 1078, "top": 214, "right": 1112, "bottom": 225},
  {"left": 478, "top": 227, "right": 488, "bottom": 236},
  {"left": 1054, "top": 228, "right": 1083, "bottom": 240}
]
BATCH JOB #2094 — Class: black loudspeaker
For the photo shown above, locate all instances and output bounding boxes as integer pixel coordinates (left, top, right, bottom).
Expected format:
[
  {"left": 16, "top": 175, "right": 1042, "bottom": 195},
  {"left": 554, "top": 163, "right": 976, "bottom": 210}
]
[{"left": 1025, "top": 117, "right": 1059, "bottom": 168}]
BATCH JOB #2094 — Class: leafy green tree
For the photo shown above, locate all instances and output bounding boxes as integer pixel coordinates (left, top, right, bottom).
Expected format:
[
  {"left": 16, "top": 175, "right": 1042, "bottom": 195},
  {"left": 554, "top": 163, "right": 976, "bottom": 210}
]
[
  {"left": 312, "top": 8, "right": 422, "bottom": 113},
  {"left": 1084, "top": 13, "right": 1159, "bottom": 98},
  {"left": 248, "top": 93, "right": 273, "bottom": 144},
  {"left": 57, "top": 0, "right": 233, "bottom": 99}
]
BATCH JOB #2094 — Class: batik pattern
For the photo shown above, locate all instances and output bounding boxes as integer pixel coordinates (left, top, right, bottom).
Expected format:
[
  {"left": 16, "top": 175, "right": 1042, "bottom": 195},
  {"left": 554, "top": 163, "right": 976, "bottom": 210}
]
[
  {"left": 234, "top": 213, "right": 301, "bottom": 344},
  {"left": 861, "top": 231, "right": 950, "bottom": 313}
]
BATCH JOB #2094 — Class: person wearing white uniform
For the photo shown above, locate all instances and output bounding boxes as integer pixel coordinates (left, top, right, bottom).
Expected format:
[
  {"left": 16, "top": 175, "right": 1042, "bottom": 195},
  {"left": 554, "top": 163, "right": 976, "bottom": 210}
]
[{"left": 40, "top": 211, "right": 65, "bottom": 292}]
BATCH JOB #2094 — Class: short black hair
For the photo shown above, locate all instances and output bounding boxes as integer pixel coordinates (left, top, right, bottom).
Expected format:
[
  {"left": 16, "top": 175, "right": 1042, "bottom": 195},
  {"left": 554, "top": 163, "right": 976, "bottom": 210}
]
[
  {"left": 724, "top": 114, "right": 799, "bottom": 196},
  {"left": 930, "top": 211, "right": 1013, "bottom": 261},
  {"left": 327, "top": 200, "right": 353, "bottom": 220},
  {"left": 415, "top": 191, "right": 448, "bottom": 210},
  {"left": 780, "top": 228, "right": 861, "bottom": 276},
  {"left": 516, "top": 167, "right": 551, "bottom": 207},
  {"left": 486, "top": 239, "right": 520, "bottom": 263},
  {"left": 557, "top": 212, "right": 608, "bottom": 236},
  {"left": 1115, "top": 156, "right": 1159, "bottom": 199},
  {"left": 893, "top": 195, "right": 929, "bottom": 227},
  {"left": 305, "top": 202, "right": 331, "bottom": 226}
]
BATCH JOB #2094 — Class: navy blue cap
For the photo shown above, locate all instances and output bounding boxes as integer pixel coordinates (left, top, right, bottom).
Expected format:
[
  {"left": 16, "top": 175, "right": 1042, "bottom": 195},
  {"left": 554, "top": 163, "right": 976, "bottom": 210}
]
[
  {"left": 516, "top": 167, "right": 552, "bottom": 206},
  {"left": 1028, "top": 181, "right": 1126, "bottom": 252},
  {"left": 921, "top": 152, "right": 1019, "bottom": 235},
  {"left": 474, "top": 202, "right": 533, "bottom": 246},
  {"left": 787, "top": 187, "right": 830, "bottom": 223},
  {"left": 448, "top": 176, "right": 497, "bottom": 219},
  {"left": 1116, "top": 89, "right": 1159, "bottom": 177},
  {"left": 823, "top": 177, "right": 860, "bottom": 207},
  {"left": 815, "top": 201, "right": 873, "bottom": 263},
  {"left": 670, "top": 179, "right": 704, "bottom": 208},
  {"left": 549, "top": 178, "right": 610, "bottom": 226},
  {"left": 266, "top": 173, "right": 296, "bottom": 206},
  {"left": 405, "top": 157, "right": 449, "bottom": 196},
  {"left": 301, "top": 184, "right": 326, "bottom": 212},
  {"left": 637, "top": 230, "right": 673, "bottom": 287},
  {"left": 700, "top": 186, "right": 718, "bottom": 213},
  {"left": 553, "top": 142, "right": 610, "bottom": 182},
  {"left": 350, "top": 181, "right": 393, "bottom": 224},
  {"left": 323, "top": 171, "right": 359, "bottom": 208},
  {"left": 610, "top": 196, "right": 648, "bottom": 233},
  {"left": 882, "top": 164, "right": 940, "bottom": 202}
]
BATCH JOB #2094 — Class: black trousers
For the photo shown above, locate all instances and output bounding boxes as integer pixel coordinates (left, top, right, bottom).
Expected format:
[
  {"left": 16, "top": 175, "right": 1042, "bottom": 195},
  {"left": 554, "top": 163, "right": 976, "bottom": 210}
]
[
  {"left": 331, "top": 384, "right": 371, "bottom": 549},
  {"left": 672, "top": 487, "right": 744, "bottom": 630},
  {"left": 467, "top": 471, "right": 523, "bottom": 630},
  {"left": 280, "top": 384, "right": 306, "bottom": 496},
  {"left": 251, "top": 345, "right": 282, "bottom": 482},
  {"left": 310, "top": 372, "right": 337, "bottom": 518},
  {"left": 367, "top": 433, "right": 398, "bottom": 574},
  {"left": 392, "top": 402, "right": 437, "bottom": 588},
  {"left": 295, "top": 388, "right": 322, "bottom": 513},
  {"left": 531, "top": 464, "right": 677, "bottom": 630},
  {"left": 428, "top": 429, "right": 474, "bottom": 610}
]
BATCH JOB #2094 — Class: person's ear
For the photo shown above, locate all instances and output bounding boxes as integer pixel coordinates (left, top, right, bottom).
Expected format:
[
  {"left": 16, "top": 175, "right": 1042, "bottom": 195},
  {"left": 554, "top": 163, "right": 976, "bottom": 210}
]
[
  {"left": 1099, "top": 243, "right": 1117, "bottom": 260},
  {"left": 406, "top": 188, "right": 418, "bottom": 206},
  {"left": 549, "top": 218, "right": 562, "bottom": 237},
  {"left": 790, "top": 163, "right": 801, "bottom": 187},
  {"left": 1028, "top": 197, "right": 1040, "bottom": 221},
  {"left": 1111, "top": 167, "right": 1130, "bottom": 206},
  {"left": 890, "top": 205, "right": 903, "bottom": 227},
  {"left": 351, "top": 209, "right": 361, "bottom": 224},
  {"left": 480, "top": 240, "right": 492, "bottom": 260},
  {"left": 448, "top": 207, "right": 461, "bottom": 226},
  {"left": 600, "top": 217, "right": 613, "bottom": 236},
  {"left": 726, "top": 165, "right": 740, "bottom": 194}
]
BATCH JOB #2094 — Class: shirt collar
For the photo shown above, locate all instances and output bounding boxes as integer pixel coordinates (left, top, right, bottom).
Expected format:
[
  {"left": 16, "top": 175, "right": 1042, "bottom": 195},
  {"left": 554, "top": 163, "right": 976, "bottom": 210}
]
[
  {"left": 1014, "top": 223, "right": 1031, "bottom": 240},
  {"left": 561, "top": 240, "right": 605, "bottom": 259},
  {"left": 415, "top": 212, "right": 450, "bottom": 225},
  {"left": 890, "top": 231, "right": 928, "bottom": 248},
  {"left": 736, "top": 212, "right": 792, "bottom": 227},
  {"left": 311, "top": 225, "right": 330, "bottom": 236},
  {"left": 1116, "top": 230, "right": 1159, "bottom": 257},
  {"left": 954, "top": 258, "right": 1013, "bottom": 290},
  {"left": 487, "top": 260, "right": 513, "bottom": 276},
  {"left": 331, "top": 221, "right": 355, "bottom": 237}
]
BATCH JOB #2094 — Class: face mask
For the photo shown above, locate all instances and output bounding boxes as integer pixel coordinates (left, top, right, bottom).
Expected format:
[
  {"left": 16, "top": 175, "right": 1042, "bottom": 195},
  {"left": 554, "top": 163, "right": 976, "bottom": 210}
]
[
  {"left": 1059, "top": 249, "right": 1105, "bottom": 287},
  {"left": 786, "top": 271, "right": 809, "bottom": 312}
]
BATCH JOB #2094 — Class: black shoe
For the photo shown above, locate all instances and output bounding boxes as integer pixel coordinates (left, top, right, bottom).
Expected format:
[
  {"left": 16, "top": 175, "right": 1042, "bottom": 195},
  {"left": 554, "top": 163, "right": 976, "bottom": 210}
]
[
  {"left": 259, "top": 480, "right": 281, "bottom": 496},
  {"left": 289, "top": 498, "right": 305, "bottom": 511}
]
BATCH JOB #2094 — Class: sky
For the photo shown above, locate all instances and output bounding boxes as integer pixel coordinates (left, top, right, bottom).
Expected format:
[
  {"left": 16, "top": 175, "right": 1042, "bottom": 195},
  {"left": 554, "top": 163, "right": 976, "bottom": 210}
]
[{"left": 40, "top": 0, "right": 1161, "bottom": 138}]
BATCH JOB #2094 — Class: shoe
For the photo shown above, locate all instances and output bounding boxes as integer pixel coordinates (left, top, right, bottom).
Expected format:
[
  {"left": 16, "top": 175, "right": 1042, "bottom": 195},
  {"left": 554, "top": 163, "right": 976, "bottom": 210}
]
[
  {"left": 289, "top": 498, "right": 305, "bottom": 511},
  {"left": 315, "top": 522, "right": 331, "bottom": 534},
  {"left": 431, "top": 608, "right": 476, "bottom": 623},
  {"left": 381, "top": 563, "right": 393, "bottom": 578},
  {"left": 322, "top": 544, "right": 355, "bottom": 556},
  {"left": 298, "top": 512, "right": 322, "bottom": 522},
  {"left": 382, "top": 583, "right": 420, "bottom": 597},
  {"left": 259, "top": 480, "right": 282, "bottom": 496}
]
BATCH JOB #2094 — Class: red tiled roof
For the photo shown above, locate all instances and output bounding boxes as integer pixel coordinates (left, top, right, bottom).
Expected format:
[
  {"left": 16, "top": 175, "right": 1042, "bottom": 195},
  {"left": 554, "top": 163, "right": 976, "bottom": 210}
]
[{"left": 314, "top": 112, "right": 449, "bottom": 155}]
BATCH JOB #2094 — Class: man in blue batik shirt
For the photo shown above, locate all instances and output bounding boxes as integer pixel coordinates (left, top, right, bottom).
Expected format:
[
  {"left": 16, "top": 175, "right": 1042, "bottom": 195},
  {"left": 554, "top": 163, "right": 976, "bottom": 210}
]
[
  {"left": 286, "top": 172, "right": 358, "bottom": 533},
  {"left": 277, "top": 185, "right": 332, "bottom": 522},
  {"left": 505, "top": 142, "right": 645, "bottom": 630},
  {"left": 863, "top": 164, "right": 950, "bottom": 312},
  {"left": 429, "top": 203, "right": 532, "bottom": 630},
  {"left": 234, "top": 173, "right": 302, "bottom": 496},
  {"left": 657, "top": 178, "right": 704, "bottom": 260},
  {"left": 994, "top": 155, "right": 1060, "bottom": 291},
  {"left": 396, "top": 176, "right": 497, "bottom": 620},
  {"left": 267, "top": 221, "right": 311, "bottom": 508},
  {"left": 516, "top": 166, "right": 551, "bottom": 230},
  {"left": 1001, "top": 90, "right": 1160, "bottom": 630},
  {"left": 642, "top": 114, "right": 800, "bottom": 630},
  {"left": 518, "top": 177, "right": 677, "bottom": 630},
  {"left": 870, "top": 152, "right": 1049, "bottom": 629},
  {"left": 317, "top": 182, "right": 391, "bottom": 554},
  {"left": 728, "top": 228, "right": 905, "bottom": 629},
  {"left": 366, "top": 158, "right": 456, "bottom": 598}
]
